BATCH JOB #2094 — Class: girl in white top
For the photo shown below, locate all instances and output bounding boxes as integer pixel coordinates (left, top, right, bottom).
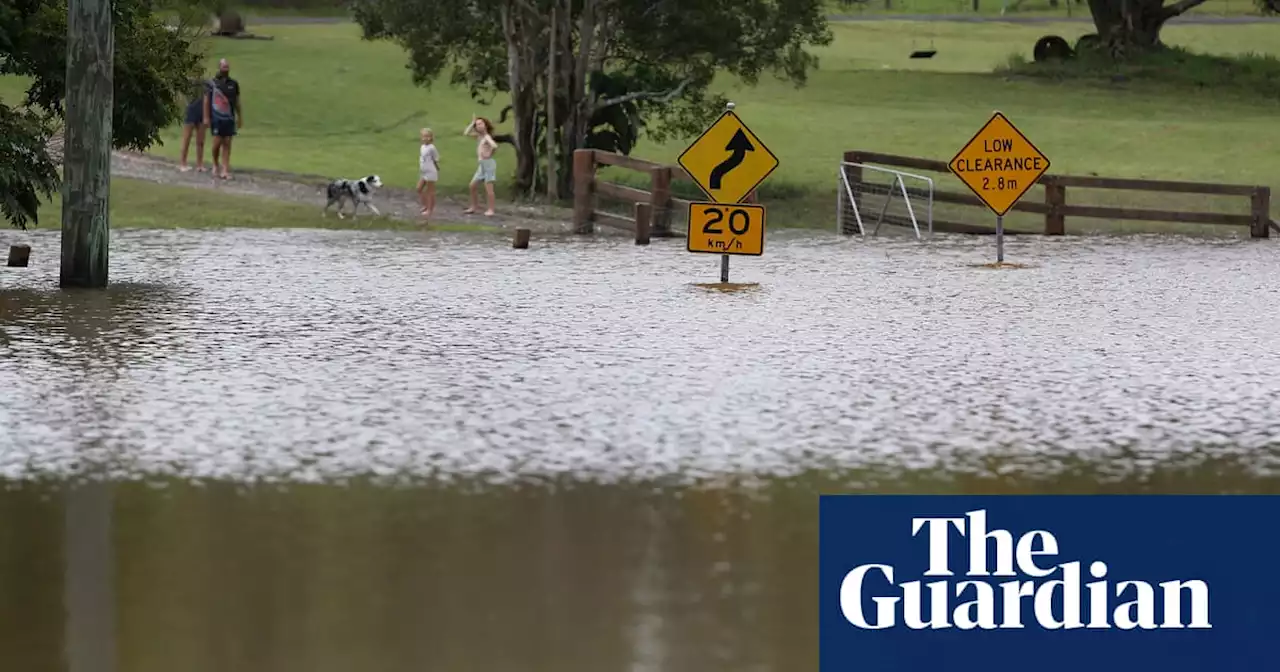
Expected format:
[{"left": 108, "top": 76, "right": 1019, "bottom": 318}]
[{"left": 417, "top": 128, "right": 440, "bottom": 220}]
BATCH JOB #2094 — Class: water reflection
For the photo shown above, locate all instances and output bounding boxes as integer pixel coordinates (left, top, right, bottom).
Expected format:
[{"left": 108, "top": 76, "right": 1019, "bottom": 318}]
[{"left": 1, "top": 468, "right": 1277, "bottom": 672}]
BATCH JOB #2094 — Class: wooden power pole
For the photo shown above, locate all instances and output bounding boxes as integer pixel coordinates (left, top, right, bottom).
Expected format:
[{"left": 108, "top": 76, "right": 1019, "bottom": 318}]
[{"left": 60, "top": 0, "right": 114, "bottom": 288}]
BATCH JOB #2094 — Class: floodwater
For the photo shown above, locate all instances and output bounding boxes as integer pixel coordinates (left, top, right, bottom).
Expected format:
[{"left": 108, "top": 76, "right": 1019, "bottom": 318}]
[{"left": 2, "top": 227, "right": 1279, "bottom": 672}]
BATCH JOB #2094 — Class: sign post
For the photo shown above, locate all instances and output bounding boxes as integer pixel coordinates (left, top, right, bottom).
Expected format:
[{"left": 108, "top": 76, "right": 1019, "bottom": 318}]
[
  {"left": 997, "top": 215, "right": 1004, "bottom": 262},
  {"left": 948, "top": 111, "right": 1050, "bottom": 264},
  {"left": 677, "top": 102, "right": 780, "bottom": 282}
]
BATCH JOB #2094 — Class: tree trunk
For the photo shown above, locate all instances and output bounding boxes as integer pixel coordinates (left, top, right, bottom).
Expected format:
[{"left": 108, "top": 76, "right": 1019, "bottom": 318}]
[
  {"left": 510, "top": 83, "right": 539, "bottom": 195},
  {"left": 555, "top": 0, "right": 576, "bottom": 200},
  {"left": 501, "top": 3, "right": 540, "bottom": 196},
  {"left": 1087, "top": 0, "right": 1171, "bottom": 53},
  {"left": 61, "top": 0, "right": 113, "bottom": 288},
  {"left": 546, "top": 7, "right": 557, "bottom": 200}
]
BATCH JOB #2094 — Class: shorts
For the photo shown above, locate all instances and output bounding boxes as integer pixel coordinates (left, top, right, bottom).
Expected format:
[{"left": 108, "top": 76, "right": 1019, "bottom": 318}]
[
  {"left": 419, "top": 168, "right": 439, "bottom": 183},
  {"left": 472, "top": 158, "right": 497, "bottom": 183},
  {"left": 211, "top": 117, "right": 237, "bottom": 138},
  {"left": 183, "top": 100, "right": 204, "bottom": 126}
]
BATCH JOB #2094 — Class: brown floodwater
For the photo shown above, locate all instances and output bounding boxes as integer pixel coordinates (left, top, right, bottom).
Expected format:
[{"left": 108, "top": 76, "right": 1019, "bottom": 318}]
[{"left": 2, "top": 227, "right": 1278, "bottom": 671}]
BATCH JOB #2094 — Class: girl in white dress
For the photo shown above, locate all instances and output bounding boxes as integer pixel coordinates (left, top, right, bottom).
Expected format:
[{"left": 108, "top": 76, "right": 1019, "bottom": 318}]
[{"left": 417, "top": 128, "right": 440, "bottom": 220}]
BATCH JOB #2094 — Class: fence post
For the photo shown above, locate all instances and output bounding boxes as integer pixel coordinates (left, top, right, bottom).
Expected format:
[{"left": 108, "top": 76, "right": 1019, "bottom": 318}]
[
  {"left": 634, "top": 202, "right": 652, "bottom": 245},
  {"left": 1044, "top": 179, "right": 1066, "bottom": 235},
  {"left": 572, "top": 149, "right": 596, "bottom": 234},
  {"left": 842, "top": 151, "right": 863, "bottom": 186},
  {"left": 1251, "top": 187, "right": 1271, "bottom": 239},
  {"left": 648, "top": 167, "right": 672, "bottom": 237}
]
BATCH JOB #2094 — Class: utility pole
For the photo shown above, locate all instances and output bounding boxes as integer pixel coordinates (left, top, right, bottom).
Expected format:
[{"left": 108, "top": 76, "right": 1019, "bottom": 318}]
[{"left": 60, "top": 0, "right": 114, "bottom": 288}]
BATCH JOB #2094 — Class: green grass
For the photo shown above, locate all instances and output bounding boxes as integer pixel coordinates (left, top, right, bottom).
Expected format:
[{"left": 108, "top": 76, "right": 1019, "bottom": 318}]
[
  {"left": 31, "top": 178, "right": 493, "bottom": 232},
  {"left": 5, "top": 19, "right": 1280, "bottom": 232}
]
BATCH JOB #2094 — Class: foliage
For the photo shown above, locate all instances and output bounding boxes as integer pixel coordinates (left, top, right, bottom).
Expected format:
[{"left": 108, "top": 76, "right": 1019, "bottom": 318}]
[
  {"left": 350, "top": 0, "right": 833, "bottom": 197},
  {"left": 1259, "top": 0, "right": 1279, "bottom": 13},
  {"left": 0, "top": 0, "right": 202, "bottom": 228},
  {"left": 0, "top": 107, "right": 60, "bottom": 228}
]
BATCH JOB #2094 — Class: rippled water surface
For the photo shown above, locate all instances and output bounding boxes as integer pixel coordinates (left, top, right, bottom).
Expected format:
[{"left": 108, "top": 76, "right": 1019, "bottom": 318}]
[
  {"left": 3, "top": 228, "right": 1280, "bottom": 672},
  {"left": 4, "top": 228, "right": 1280, "bottom": 481}
]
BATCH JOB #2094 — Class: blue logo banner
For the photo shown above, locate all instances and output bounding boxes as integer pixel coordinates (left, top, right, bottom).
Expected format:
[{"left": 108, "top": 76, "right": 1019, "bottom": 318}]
[{"left": 818, "top": 495, "right": 1278, "bottom": 672}]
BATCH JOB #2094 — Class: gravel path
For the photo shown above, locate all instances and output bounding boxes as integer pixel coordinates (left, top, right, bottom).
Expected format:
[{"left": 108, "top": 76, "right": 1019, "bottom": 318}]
[{"left": 112, "top": 150, "right": 578, "bottom": 234}]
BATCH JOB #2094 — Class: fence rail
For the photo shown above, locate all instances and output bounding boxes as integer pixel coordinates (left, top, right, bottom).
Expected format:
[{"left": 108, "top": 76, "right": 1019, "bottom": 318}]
[
  {"left": 572, "top": 149, "right": 756, "bottom": 240},
  {"left": 845, "top": 150, "right": 1273, "bottom": 238}
]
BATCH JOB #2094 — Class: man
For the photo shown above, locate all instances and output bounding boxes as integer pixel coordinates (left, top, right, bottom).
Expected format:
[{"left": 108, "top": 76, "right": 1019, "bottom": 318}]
[{"left": 204, "top": 58, "right": 242, "bottom": 180}]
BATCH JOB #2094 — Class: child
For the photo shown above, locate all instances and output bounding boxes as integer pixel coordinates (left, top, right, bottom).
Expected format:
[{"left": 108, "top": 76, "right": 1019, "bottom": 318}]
[
  {"left": 178, "top": 77, "right": 212, "bottom": 173},
  {"left": 417, "top": 128, "right": 440, "bottom": 220},
  {"left": 463, "top": 115, "right": 498, "bottom": 216}
]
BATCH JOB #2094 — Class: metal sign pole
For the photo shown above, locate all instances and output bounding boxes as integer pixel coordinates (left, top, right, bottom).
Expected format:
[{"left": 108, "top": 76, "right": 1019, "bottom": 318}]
[
  {"left": 719, "top": 101, "right": 736, "bottom": 284},
  {"left": 996, "top": 215, "right": 1004, "bottom": 263}
]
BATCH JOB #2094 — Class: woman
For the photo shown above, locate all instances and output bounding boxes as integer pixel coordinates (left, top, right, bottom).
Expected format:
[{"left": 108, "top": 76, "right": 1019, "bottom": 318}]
[{"left": 178, "top": 77, "right": 211, "bottom": 173}]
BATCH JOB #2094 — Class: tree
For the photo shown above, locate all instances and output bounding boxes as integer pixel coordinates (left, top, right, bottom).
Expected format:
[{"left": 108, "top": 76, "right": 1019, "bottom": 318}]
[
  {"left": 1, "top": 0, "right": 202, "bottom": 228},
  {"left": 350, "top": 0, "right": 832, "bottom": 198},
  {"left": 1086, "top": 0, "right": 1277, "bottom": 52}
]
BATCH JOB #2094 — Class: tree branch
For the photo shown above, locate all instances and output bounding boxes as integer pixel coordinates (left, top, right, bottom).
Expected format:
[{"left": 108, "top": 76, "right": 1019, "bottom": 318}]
[
  {"left": 1161, "top": 0, "right": 1211, "bottom": 20},
  {"left": 594, "top": 78, "right": 694, "bottom": 111}
]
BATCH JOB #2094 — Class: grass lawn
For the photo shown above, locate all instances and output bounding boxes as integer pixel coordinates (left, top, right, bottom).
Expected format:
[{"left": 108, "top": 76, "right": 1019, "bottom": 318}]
[
  {"left": 4, "top": 19, "right": 1279, "bottom": 232},
  {"left": 26, "top": 178, "right": 489, "bottom": 233}
]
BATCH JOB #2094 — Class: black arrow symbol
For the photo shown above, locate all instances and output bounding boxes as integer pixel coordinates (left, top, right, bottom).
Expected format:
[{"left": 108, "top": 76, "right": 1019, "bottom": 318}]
[{"left": 708, "top": 129, "right": 754, "bottom": 190}]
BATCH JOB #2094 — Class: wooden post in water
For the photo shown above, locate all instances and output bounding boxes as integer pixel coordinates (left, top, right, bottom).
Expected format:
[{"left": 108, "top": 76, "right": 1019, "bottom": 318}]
[
  {"left": 1044, "top": 180, "right": 1066, "bottom": 235},
  {"left": 1251, "top": 187, "right": 1271, "bottom": 239},
  {"left": 513, "top": 228, "right": 531, "bottom": 249},
  {"left": 7, "top": 244, "right": 31, "bottom": 267},
  {"left": 60, "top": 0, "right": 114, "bottom": 288},
  {"left": 648, "top": 167, "right": 672, "bottom": 237},
  {"left": 64, "top": 480, "right": 117, "bottom": 672},
  {"left": 634, "top": 202, "right": 651, "bottom": 245}
]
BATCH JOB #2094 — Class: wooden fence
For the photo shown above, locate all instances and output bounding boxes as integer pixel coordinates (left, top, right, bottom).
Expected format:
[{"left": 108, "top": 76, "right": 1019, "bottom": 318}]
[
  {"left": 572, "top": 147, "right": 1278, "bottom": 238},
  {"left": 571, "top": 149, "right": 757, "bottom": 241},
  {"left": 845, "top": 150, "right": 1277, "bottom": 238}
]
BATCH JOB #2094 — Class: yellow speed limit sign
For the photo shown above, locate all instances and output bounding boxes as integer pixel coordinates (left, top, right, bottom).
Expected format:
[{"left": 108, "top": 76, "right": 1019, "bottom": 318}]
[{"left": 687, "top": 202, "right": 765, "bottom": 256}]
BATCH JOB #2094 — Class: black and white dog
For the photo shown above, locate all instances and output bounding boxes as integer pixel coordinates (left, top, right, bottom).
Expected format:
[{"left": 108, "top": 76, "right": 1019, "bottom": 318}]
[{"left": 323, "top": 175, "right": 383, "bottom": 219}]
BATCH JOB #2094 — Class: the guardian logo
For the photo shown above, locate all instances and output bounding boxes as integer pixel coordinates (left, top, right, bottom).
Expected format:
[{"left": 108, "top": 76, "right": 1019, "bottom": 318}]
[{"left": 840, "top": 509, "right": 1212, "bottom": 631}]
